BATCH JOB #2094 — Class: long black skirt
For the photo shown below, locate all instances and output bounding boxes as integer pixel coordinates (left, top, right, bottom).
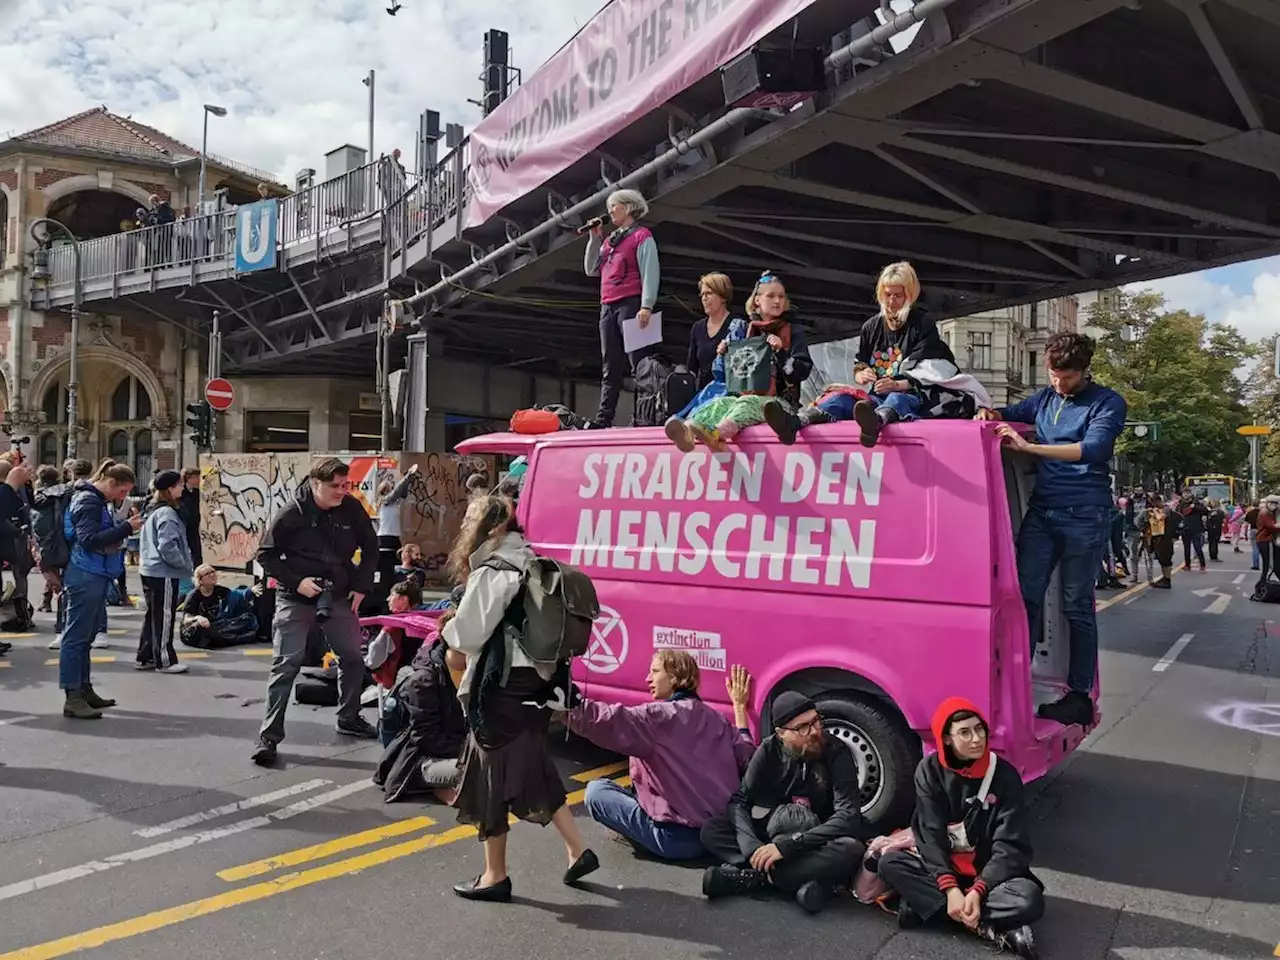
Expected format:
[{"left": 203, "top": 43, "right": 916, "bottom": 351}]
[{"left": 454, "top": 667, "right": 566, "bottom": 840}]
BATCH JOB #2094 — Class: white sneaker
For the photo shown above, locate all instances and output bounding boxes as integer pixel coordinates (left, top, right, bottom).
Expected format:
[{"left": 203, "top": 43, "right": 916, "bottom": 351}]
[
  {"left": 160, "top": 663, "right": 189, "bottom": 674},
  {"left": 91, "top": 633, "right": 110, "bottom": 649},
  {"left": 48, "top": 634, "right": 62, "bottom": 650}
]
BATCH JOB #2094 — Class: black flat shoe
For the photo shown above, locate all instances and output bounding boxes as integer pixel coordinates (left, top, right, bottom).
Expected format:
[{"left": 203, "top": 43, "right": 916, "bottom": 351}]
[
  {"left": 564, "top": 849, "right": 600, "bottom": 885},
  {"left": 453, "top": 876, "right": 512, "bottom": 902}
]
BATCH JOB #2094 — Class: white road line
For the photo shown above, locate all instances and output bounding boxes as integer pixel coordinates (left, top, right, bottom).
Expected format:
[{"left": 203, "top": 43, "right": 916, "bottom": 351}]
[
  {"left": 1205, "top": 593, "right": 1232, "bottom": 615},
  {"left": 0, "top": 779, "right": 373, "bottom": 903},
  {"left": 1153, "top": 633, "right": 1195, "bottom": 673},
  {"left": 1232, "top": 574, "right": 1245, "bottom": 585},
  {"left": 1123, "top": 594, "right": 1140, "bottom": 605},
  {"left": 134, "top": 779, "right": 331, "bottom": 838},
  {"left": 0, "top": 715, "right": 37, "bottom": 727}
]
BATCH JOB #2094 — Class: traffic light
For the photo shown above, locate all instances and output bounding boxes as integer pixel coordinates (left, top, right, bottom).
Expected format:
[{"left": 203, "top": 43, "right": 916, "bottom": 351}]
[{"left": 186, "top": 400, "right": 212, "bottom": 449}]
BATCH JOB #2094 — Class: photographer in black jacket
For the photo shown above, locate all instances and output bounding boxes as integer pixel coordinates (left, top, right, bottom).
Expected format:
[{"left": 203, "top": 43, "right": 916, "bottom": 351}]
[
  {"left": 700, "top": 692, "right": 871, "bottom": 914},
  {"left": 251, "top": 458, "right": 379, "bottom": 765}
]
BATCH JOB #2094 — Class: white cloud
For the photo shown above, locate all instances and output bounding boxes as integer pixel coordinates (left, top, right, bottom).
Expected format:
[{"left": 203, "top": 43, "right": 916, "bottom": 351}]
[
  {"left": 1131, "top": 263, "right": 1280, "bottom": 345},
  {"left": 0, "top": 0, "right": 605, "bottom": 184}
]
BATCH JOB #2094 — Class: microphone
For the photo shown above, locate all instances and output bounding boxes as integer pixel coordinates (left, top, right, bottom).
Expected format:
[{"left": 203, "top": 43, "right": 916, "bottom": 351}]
[{"left": 576, "top": 214, "right": 609, "bottom": 236}]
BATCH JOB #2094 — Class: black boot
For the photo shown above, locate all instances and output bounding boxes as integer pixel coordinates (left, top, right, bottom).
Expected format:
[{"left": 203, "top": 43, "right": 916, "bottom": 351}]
[
  {"left": 853, "top": 400, "right": 882, "bottom": 448},
  {"left": 702, "top": 864, "right": 768, "bottom": 899},
  {"left": 795, "top": 881, "right": 829, "bottom": 914},
  {"left": 1037, "top": 691, "right": 1093, "bottom": 727},
  {"left": 83, "top": 685, "right": 117, "bottom": 709}
]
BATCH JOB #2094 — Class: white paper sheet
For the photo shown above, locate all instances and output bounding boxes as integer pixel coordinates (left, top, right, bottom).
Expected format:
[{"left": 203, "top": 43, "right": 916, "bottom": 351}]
[{"left": 622, "top": 310, "right": 664, "bottom": 353}]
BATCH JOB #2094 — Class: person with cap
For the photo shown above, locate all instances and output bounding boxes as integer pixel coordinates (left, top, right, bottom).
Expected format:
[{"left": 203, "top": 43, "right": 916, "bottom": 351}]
[
  {"left": 136, "top": 469, "right": 194, "bottom": 674},
  {"left": 699, "top": 691, "right": 871, "bottom": 914}
]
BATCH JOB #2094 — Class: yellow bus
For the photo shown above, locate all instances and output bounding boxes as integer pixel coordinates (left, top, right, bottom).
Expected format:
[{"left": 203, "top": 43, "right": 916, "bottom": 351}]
[{"left": 1184, "top": 474, "right": 1245, "bottom": 505}]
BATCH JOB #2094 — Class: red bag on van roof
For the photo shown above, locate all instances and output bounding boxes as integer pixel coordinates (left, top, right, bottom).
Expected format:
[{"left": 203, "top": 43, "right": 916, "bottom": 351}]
[{"left": 510, "top": 409, "right": 562, "bottom": 435}]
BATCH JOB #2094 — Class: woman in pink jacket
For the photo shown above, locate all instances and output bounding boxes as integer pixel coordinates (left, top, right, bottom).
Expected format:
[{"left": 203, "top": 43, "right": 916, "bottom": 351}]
[{"left": 567, "top": 653, "right": 755, "bottom": 861}]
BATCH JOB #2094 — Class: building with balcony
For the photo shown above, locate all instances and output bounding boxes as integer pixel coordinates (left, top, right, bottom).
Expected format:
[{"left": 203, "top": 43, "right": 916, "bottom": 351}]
[
  {"left": 936, "top": 295, "right": 1080, "bottom": 406},
  {"left": 0, "top": 107, "right": 289, "bottom": 481}
]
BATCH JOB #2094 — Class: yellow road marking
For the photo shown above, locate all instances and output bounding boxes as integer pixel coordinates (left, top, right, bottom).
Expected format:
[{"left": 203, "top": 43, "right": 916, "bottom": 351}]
[
  {"left": 0, "top": 632, "right": 36, "bottom": 638},
  {"left": 107, "top": 629, "right": 128, "bottom": 636},
  {"left": 1273, "top": 943, "right": 1279, "bottom": 958},
  {"left": 570, "top": 761, "right": 628, "bottom": 782},
  {"left": 241, "top": 649, "right": 274, "bottom": 656},
  {"left": 217, "top": 816, "right": 436, "bottom": 881},
  {"left": 0, "top": 661, "right": 9, "bottom": 668},
  {"left": 0, "top": 772, "right": 632, "bottom": 960},
  {"left": 44, "top": 656, "right": 115, "bottom": 666},
  {"left": 0, "top": 826, "right": 479, "bottom": 960},
  {"left": 180, "top": 652, "right": 210, "bottom": 660},
  {"left": 1096, "top": 564, "right": 1189, "bottom": 613}
]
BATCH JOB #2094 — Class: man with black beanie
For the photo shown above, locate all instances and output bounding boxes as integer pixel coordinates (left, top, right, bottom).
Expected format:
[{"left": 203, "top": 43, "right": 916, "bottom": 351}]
[{"left": 699, "top": 691, "right": 870, "bottom": 914}]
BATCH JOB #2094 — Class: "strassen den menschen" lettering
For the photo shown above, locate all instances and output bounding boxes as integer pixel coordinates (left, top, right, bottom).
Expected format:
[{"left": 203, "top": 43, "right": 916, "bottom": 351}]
[{"left": 568, "top": 450, "right": 885, "bottom": 588}]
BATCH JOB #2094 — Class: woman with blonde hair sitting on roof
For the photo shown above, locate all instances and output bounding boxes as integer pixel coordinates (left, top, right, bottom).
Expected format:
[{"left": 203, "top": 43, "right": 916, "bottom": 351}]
[{"left": 768, "top": 262, "right": 990, "bottom": 449}]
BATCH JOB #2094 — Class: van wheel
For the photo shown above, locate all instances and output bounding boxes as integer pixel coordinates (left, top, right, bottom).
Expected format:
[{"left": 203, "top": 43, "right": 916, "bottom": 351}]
[{"left": 816, "top": 695, "right": 919, "bottom": 833}]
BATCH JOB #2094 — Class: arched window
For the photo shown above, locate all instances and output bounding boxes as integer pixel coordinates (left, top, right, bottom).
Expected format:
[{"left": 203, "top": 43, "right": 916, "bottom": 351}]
[
  {"left": 134, "top": 429, "right": 153, "bottom": 492},
  {"left": 42, "top": 384, "right": 64, "bottom": 425},
  {"left": 38, "top": 431, "right": 59, "bottom": 465},
  {"left": 109, "top": 375, "right": 152, "bottom": 421},
  {"left": 108, "top": 429, "right": 129, "bottom": 461},
  {"left": 110, "top": 379, "right": 132, "bottom": 421}
]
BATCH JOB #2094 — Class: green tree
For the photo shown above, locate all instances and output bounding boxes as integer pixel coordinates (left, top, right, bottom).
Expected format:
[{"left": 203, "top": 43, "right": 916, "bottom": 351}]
[
  {"left": 1086, "top": 289, "right": 1252, "bottom": 491},
  {"left": 1244, "top": 333, "right": 1280, "bottom": 495}
]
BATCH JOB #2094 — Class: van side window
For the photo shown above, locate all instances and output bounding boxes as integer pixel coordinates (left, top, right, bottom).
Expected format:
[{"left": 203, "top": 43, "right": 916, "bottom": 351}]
[{"left": 1001, "top": 449, "right": 1036, "bottom": 541}]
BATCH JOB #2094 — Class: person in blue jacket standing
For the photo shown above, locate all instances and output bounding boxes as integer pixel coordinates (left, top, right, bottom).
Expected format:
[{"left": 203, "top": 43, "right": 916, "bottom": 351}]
[
  {"left": 976, "top": 333, "right": 1127, "bottom": 728},
  {"left": 61, "top": 462, "right": 143, "bottom": 719}
]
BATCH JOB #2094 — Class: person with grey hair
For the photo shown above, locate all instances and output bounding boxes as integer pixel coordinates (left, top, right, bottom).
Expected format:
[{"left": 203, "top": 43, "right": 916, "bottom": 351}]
[{"left": 583, "top": 188, "right": 662, "bottom": 428}]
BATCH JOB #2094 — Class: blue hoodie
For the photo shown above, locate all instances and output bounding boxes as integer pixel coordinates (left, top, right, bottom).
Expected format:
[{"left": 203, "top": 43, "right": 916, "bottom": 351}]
[
  {"left": 64, "top": 481, "right": 132, "bottom": 578},
  {"left": 998, "top": 381, "right": 1127, "bottom": 509}
]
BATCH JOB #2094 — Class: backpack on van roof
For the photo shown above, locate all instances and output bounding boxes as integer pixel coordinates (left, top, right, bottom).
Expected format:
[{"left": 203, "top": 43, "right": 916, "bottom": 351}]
[{"left": 483, "top": 554, "right": 601, "bottom": 667}]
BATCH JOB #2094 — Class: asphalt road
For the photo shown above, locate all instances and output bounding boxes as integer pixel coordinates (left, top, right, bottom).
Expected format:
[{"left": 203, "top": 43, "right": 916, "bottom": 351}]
[{"left": 1, "top": 553, "right": 1277, "bottom": 960}]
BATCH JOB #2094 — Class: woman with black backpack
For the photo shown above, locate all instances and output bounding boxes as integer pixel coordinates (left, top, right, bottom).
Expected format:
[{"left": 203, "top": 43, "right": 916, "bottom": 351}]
[{"left": 442, "top": 493, "right": 598, "bottom": 901}]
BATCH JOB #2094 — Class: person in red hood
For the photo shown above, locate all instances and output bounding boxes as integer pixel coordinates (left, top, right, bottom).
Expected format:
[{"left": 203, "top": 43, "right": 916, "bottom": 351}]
[{"left": 878, "top": 697, "right": 1043, "bottom": 958}]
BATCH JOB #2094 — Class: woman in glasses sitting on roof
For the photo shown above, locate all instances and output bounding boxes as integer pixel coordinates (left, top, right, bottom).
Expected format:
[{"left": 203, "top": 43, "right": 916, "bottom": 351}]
[{"left": 664, "top": 272, "right": 812, "bottom": 452}]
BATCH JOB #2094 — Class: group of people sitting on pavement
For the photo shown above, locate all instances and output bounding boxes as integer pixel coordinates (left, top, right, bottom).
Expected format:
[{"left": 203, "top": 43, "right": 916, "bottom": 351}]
[{"left": 346, "top": 476, "right": 1042, "bottom": 957}]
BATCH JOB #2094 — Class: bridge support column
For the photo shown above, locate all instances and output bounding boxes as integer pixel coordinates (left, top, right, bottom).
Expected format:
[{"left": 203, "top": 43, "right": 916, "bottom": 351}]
[{"left": 402, "top": 331, "right": 446, "bottom": 453}]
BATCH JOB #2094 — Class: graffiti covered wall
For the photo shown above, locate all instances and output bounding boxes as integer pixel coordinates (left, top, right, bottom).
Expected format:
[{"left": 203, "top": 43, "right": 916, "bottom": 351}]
[
  {"left": 199, "top": 453, "right": 310, "bottom": 568},
  {"left": 197, "top": 451, "right": 491, "bottom": 579},
  {"left": 398, "top": 452, "right": 493, "bottom": 578}
]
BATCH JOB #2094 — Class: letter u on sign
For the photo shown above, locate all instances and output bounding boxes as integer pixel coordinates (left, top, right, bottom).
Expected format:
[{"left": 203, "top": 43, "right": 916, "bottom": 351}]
[{"left": 235, "top": 199, "right": 278, "bottom": 273}]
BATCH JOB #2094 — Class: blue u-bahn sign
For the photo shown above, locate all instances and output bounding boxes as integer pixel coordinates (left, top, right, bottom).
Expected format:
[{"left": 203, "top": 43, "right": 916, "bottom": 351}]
[{"left": 234, "top": 199, "right": 278, "bottom": 273}]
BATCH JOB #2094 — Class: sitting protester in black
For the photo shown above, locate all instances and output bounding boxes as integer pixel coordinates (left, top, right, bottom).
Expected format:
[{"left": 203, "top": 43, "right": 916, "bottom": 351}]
[
  {"left": 373, "top": 617, "right": 468, "bottom": 804},
  {"left": 700, "top": 691, "right": 870, "bottom": 915},
  {"left": 179, "top": 564, "right": 257, "bottom": 648},
  {"left": 879, "top": 697, "right": 1043, "bottom": 958}
]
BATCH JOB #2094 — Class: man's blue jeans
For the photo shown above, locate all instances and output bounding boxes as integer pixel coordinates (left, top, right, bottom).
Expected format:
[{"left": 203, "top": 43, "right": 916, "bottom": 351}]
[
  {"left": 584, "top": 779, "right": 706, "bottom": 861},
  {"left": 60, "top": 565, "right": 111, "bottom": 691},
  {"left": 1016, "top": 504, "right": 1109, "bottom": 695}
]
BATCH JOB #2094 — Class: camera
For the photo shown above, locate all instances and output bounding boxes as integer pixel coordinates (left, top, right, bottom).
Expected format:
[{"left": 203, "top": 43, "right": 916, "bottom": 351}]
[{"left": 313, "top": 578, "right": 336, "bottom": 620}]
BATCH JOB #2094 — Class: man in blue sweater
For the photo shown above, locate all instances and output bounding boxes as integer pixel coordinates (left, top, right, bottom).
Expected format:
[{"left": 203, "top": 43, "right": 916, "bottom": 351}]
[{"left": 977, "top": 333, "right": 1127, "bottom": 727}]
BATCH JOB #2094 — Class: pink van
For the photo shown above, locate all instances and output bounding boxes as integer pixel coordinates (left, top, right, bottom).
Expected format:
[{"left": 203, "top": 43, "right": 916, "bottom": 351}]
[{"left": 458, "top": 419, "right": 1092, "bottom": 832}]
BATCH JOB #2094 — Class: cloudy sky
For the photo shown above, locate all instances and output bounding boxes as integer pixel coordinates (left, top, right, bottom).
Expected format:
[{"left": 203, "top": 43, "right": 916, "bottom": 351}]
[{"left": 0, "top": 0, "right": 1274, "bottom": 348}]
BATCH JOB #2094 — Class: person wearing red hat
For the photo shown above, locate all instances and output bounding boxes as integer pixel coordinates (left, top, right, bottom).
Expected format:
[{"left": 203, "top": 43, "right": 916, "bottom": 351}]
[{"left": 879, "top": 697, "right": 1043, "bottom": 958}]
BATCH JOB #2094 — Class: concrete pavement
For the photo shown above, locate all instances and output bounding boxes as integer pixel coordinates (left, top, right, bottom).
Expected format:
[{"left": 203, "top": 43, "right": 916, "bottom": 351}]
[{"left": 0, "top": 554, "right": 1277, "bottom": 960}]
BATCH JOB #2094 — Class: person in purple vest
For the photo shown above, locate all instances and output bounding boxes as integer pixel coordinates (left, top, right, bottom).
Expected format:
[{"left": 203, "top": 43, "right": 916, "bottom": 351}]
[{"left": 583, "top": 188, "right": 662, "bottom": 428}]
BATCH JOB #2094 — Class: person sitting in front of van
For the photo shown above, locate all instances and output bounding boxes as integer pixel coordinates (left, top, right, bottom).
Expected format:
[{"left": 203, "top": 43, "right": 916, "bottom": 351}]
[
  {"left": 699, "top": 692, "right": 869, "bottom": 915},
  {"left": 583, "top": 188, "right": 661, "bottom": 429},
  {"left": 878, "top": 698, "right": 1042, "bottom": 959},
  {"left": 664, "top": 273, "right": 812, "bottom": 452},
  {"left": 976, "top": 332, "right": 1127, "bottom": 728},
  {"left": 566, "top": 655, "right": 755, "bottom": 862}
]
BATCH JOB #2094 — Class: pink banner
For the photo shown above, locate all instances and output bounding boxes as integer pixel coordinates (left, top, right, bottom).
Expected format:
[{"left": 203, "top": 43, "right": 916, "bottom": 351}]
[{"left": 465, "top": 0, "right": 823, "bottom": 229}]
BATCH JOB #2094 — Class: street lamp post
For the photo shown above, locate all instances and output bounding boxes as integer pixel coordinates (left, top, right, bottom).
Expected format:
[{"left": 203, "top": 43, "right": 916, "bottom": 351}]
[
  {"left": 198, "top": 104, "right": 228, "bottom": 212},
  {"left": 29, "top": 217, "right": 81, "bottom": 457}
]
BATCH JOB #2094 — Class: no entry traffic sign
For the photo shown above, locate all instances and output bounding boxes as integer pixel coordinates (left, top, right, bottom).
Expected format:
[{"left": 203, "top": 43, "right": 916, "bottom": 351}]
[{"left": 205, "top": 377, "right": 235, "bottom": 411}]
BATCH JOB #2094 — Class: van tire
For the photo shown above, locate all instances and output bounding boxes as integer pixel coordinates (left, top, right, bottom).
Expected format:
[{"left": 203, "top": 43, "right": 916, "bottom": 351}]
[{"left": 814, "top": 695, "right": 920, "bottom": 834}]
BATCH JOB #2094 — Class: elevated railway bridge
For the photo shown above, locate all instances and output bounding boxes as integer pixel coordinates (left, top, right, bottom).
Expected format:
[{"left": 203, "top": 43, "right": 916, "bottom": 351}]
[{"left": 31, "top": 0, "right": 1280, "bottom": 388}]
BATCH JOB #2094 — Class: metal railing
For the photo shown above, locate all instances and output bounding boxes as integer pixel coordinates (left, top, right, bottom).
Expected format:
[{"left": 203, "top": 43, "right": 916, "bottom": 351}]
[{"left": 40, "top": 157, "right": 404, "bottom": 291}]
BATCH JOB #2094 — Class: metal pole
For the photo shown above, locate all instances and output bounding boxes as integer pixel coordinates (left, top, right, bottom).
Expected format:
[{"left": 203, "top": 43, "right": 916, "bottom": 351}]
[
  {"left": 199, "top": 110, "right": 209, "bottom": 212},
  {"left": 67, "top": 239, "right": 81, "bottom": 459},
  {"left": 379, "top": 294, "right": 392, "bottom": 456},
  {"left": 367, "top": 69, "right": 376, "bottom": 162},
  {"left": 208, "top": 310, "right": 220, "bottom": 380},
  {"left": 1250, "top": 435, "right": 1260, "bottom": 503}
]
